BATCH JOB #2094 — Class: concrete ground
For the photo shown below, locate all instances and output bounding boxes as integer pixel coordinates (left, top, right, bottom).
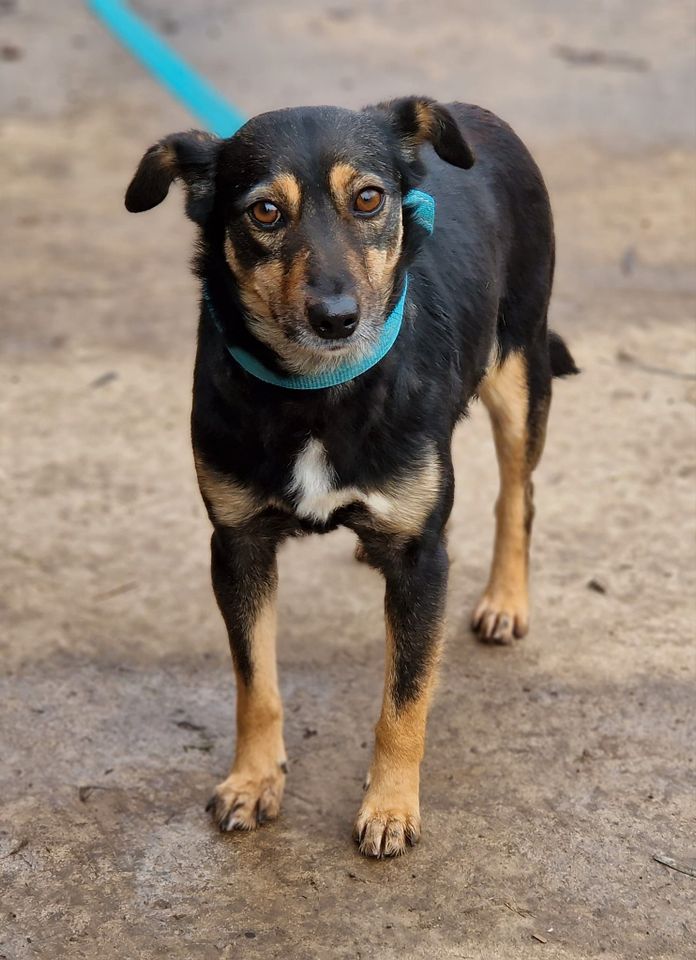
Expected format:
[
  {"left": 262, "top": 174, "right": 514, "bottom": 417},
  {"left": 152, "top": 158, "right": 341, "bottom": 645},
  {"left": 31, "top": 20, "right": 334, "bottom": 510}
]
[{"left": 1, "top": 1, "right": 695, "bottom": 958}]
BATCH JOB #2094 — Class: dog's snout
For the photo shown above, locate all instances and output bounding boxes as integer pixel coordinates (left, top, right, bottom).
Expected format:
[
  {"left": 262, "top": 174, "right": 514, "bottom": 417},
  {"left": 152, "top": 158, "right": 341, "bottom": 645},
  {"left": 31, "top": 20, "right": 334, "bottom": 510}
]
[{"left": 306, "top": 295, "right": 359, "bottom": 340}]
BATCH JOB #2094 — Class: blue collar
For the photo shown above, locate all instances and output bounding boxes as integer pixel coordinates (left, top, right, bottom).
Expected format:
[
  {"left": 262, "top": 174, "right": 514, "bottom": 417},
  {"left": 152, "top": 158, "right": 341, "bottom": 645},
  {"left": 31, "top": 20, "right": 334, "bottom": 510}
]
[{"left": 206, "top": 188, "right": 434, "bottom": 391}]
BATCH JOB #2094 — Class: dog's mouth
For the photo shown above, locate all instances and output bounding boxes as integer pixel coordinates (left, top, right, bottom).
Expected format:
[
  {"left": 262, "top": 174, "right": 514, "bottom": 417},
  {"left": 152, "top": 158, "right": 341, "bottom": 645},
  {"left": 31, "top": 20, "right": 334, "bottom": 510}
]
[
  {"left": 287, "top": 323, "right": 371, "bottom": 354},
  {"left": 245, "top": 311, "right": 382, "bottom": 375},
  {"left": 286, "top": 317, "right": 381, "bottom": 363}
]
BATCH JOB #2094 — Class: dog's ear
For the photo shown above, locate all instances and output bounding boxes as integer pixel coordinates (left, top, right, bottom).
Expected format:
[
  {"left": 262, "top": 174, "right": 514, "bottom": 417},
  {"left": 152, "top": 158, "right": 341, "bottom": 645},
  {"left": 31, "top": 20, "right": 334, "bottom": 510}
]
[
  {"left": 125, "top": 130, "right": 221, "bottom": 222},
  {"left": 373, "top": 97, "right": 474, "bottom": 170}
]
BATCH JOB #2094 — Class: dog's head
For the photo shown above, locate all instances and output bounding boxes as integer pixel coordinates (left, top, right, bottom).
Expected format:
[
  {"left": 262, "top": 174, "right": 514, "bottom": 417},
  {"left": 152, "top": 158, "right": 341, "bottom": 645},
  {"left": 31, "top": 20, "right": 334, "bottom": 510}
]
[{"left": 126, "top": 98, "right": 473, "bottom": 373}]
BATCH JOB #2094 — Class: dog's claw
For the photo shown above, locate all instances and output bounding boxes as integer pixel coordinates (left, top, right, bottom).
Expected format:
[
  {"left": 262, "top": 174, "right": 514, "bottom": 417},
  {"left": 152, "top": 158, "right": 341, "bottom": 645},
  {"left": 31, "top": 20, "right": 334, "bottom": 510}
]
[
  {"left": 472, "top": 591, "right": 528, "bottom": 644},
  {"left": 206, "top": 768, "right": 285, "bottom": 833},
  {"left": 221, "top": 814, "right": 246, "bottom": 832},
  {"left": 353, "top": 807, "right": 420, "bottom": 858}
]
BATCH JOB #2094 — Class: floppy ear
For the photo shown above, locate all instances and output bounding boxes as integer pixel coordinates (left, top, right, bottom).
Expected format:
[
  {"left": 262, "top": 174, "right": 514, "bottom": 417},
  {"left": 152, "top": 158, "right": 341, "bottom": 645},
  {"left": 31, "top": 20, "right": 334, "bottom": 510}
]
[
  {"left": 374, "top": 96, "right": 474, "bottom": 170},
  {"left": 125, "top": 130, "right": 221, "bottom": 222}
]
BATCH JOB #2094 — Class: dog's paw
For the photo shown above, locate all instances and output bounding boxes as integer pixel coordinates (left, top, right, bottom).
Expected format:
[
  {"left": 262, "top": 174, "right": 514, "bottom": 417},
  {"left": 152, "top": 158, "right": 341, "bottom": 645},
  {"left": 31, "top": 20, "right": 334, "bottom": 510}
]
[
  {"left": 353, "top": 801, "right": 421, "bottom": 858},
  {"left": 471, "top": 588, "right": 529, "bottom": 644},
  {"left": 206, "top": 764, "right": 286, "bottom": 832}
]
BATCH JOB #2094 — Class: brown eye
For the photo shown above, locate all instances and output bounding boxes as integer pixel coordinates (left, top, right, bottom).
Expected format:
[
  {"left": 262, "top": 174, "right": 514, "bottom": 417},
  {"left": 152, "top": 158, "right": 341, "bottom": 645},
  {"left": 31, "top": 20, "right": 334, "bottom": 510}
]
[
  {"left": 353, "top": 187, "right": 384, "bottom": 216},
  {"left": 249, "top": 200, "right": 282, "bottom": 227}
]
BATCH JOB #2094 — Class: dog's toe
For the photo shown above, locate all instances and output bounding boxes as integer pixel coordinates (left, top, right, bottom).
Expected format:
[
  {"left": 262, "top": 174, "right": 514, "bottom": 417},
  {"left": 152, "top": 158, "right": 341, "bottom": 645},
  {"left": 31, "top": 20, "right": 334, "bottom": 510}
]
[
  {"left": 206, "top": 767, "right": 285, "bottom": 833},
  {"left": 353, "top": 805, "right": 420, "bottom": 858},
  {"left": 472, "top": 591, "right": 528, "bottom": 644}
]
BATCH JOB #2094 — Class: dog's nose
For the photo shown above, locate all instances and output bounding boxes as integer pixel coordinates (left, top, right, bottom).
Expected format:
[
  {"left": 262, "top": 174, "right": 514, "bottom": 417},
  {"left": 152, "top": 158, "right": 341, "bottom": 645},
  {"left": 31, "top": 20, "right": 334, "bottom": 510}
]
[{"left": 306, "top": 295, "right": 359, "bottom": 340}]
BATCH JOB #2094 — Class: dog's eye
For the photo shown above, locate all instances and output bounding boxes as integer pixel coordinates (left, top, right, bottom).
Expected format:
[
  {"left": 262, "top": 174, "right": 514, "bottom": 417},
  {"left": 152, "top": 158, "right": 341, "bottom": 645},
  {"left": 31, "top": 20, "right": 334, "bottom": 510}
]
[
  {"left": 353, "top": 188, "right": 384, "bottom": 217},
  {"left": 249, "top": 200, "right": 282, "bottom": 227}
]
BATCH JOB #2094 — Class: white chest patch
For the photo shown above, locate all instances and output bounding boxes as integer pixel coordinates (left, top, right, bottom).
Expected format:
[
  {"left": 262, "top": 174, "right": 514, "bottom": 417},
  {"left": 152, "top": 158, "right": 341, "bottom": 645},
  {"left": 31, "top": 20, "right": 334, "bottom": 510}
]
[
  {"left": 287, "top": 436, "right": 437, "bottom": 531},
  {"left": 288, "top": 438, "right": 358, "bottom": 523}
]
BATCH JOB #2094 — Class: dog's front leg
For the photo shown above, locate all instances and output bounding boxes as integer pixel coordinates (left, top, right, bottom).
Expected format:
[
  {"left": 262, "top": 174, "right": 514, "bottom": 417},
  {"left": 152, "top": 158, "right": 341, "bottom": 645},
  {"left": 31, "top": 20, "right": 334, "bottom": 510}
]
[
  {"left": 206, "top": 526, "right": 287, "bottom": 831},
  {"left": 354, "top": 534, "right": 448, "bottom": 857}
]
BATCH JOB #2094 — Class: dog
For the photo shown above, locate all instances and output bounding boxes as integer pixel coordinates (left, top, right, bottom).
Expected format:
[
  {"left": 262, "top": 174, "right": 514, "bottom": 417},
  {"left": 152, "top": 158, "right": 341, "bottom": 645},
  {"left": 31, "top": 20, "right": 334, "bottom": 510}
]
[{"left": 125, "top": 97, "right": 577, "bottom": 858}]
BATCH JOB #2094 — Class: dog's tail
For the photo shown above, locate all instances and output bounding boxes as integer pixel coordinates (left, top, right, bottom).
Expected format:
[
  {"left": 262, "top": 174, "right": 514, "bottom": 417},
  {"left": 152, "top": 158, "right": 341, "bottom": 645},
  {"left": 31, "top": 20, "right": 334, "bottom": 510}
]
[{"left": 548, "top": 331, "right": 579, "bottom": 378}]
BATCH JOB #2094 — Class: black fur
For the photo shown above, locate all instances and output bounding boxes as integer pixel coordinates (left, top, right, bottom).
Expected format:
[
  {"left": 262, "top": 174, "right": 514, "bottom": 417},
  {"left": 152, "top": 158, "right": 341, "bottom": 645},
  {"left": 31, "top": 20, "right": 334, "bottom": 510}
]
[
  {"left": 369, "top": 96, "right": 475, "bottom": 170},
  {"left": 210, "top": 524, "right": 281, "bottom": 686},
  {"left": 125, "top": 130, "right": 219, "bottom": 221},
  {"left": 549, "top": 330, "right": 580, "bottom": 377}
]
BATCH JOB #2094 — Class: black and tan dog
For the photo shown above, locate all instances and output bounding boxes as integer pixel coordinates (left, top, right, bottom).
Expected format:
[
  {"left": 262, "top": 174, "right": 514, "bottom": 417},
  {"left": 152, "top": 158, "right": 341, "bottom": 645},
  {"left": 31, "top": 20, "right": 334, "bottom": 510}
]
[{"left": 126, "top": 98, "right": 577, "bottom": 858}]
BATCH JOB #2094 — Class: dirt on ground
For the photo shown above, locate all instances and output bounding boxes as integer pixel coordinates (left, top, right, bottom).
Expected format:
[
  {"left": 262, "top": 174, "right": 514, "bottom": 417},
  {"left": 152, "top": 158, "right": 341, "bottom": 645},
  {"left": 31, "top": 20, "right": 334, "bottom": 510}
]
[{"left": 1, "top": 2, "right": 695, "bottom": 959}]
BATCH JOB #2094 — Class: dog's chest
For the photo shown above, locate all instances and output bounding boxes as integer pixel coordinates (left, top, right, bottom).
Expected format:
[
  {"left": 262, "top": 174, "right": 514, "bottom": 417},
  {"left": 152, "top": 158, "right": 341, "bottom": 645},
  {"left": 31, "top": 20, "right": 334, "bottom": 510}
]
[
  {"left": 197, "top": 435, "right": 440, "bottom": 536},
  {"left": 288, "top": 438, "right": 385, "bottom": 523}
]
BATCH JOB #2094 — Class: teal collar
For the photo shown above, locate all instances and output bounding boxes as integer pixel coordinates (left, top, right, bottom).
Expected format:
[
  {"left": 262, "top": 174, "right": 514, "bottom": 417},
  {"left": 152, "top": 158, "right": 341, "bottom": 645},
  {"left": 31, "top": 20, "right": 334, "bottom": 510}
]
[{"left": 206, "top": 188, "right": 434, "bottom": 391}]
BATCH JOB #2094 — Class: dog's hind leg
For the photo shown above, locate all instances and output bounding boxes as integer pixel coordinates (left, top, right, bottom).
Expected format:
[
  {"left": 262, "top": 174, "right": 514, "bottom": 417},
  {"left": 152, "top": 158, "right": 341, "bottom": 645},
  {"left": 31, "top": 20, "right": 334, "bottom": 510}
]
[{"left": 472, "top": 345, "right": 551, "bottom": 643}]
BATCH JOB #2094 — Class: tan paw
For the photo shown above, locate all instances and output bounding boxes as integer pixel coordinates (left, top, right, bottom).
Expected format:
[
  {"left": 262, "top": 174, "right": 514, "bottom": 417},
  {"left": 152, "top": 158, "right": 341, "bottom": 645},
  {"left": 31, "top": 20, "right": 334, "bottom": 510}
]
[
  {"left": 206, "top": 763, "right": 286, "bottom": 832},
  {"left": 472, "top": 588, "right": 529, "bottom": 644},
  {"left": 353, "top": 801, "right": 421, "bottom": 858}
]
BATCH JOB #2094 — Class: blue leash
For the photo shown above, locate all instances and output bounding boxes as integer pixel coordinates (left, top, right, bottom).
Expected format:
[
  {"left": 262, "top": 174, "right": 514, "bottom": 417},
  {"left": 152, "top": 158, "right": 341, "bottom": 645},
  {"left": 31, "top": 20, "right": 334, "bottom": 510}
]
[
  {"left": 87, "top": 1, "right": 436, "bottom": 389},
  {"left": 86, "top": 0, "right": 244, "bottom": 137}
]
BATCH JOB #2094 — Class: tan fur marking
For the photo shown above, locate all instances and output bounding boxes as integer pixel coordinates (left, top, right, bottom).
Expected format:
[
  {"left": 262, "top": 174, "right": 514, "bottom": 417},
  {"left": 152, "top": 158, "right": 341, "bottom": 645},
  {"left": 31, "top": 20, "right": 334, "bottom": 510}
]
[
  {"left": 229, "top": 253, "right": 286, "bottom": 325},
  {"left": 269, "top": 172, "right": 301, "bottom": 219},
  {"left": 328, "top": 162, "right": 360, "bottom": 205},
  {"left": 281, "top": 248, "right": 309, "bottom": 314},
  {"left": 210, "top": 587, "right": 287, "bottom": 830},
  {"left": 248, "top": 259, "right": 285, "bottom": 312},
  {"left": 414, "top": 101, "right": 436, "bottom": 143},
  {"left": 224, "top": 239, "right": 288, "bottom": 323},
  {"left": 345, "top": 248, "right": 383, "bottom": 308},
  {"left": 474, "top": 351, "right": 540, "bottom": 643},
  {"left": 343, "top": 213, "right": 404, "bottom": 344},
  {"left": 233, "top": 596, "right": 284, "bottom": 770},
  {"left": 158, "top": 141, "right": 177, "bottom": 172},
  {"left": 226, "top": 238, "right": 292, "bottom": 356},
  {"left": 224, "top": 236, "right": 246, "bottom": 280},
  {"left": 364, "top": 247, "right": 389, "bottom": 285},
  {"left": 370, "top": 447, "right": 441, "bottom": 537},
  {"left": 354, "top": 619, "right": 442, "bottom": 857},
  {"left": 363, "top": 214, "right": 403, "bottom": 291},
  {"left": 195, "top": 455, "right": 262, "bottom": 527}
]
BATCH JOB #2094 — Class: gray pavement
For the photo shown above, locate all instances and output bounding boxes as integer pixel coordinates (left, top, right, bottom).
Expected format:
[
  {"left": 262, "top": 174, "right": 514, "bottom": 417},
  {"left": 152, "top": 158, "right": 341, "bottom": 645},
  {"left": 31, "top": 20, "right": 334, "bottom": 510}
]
[{"left": 1, "top": 2, "right": 695, "bottom": 958}]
